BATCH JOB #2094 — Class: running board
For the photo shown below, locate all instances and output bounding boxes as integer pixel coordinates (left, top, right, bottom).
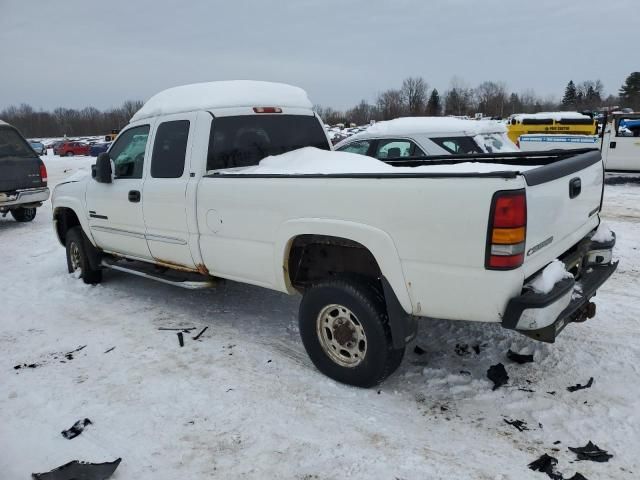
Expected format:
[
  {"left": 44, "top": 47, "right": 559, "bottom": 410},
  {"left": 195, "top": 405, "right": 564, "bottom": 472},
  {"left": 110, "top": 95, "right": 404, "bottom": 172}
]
[{"left": 101, "top": 260, "right": 216, "bottom": 290}]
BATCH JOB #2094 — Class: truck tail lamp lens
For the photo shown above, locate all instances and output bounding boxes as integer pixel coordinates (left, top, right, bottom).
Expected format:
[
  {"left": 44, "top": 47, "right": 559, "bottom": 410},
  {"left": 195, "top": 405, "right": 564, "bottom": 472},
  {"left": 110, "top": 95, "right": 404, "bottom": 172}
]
[
  {"left": 39, "top": 162, "right": 48, "bottom": 184},
  {"left": 253, "top": 107, "right": 282, "bottom": 113},
  {"left": 486, "top": 190, "right": 526, "bottom": 270}
]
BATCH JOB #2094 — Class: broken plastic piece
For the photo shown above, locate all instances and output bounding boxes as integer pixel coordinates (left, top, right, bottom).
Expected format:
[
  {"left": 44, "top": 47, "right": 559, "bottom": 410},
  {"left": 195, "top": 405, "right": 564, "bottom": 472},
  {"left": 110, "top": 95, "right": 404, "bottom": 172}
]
[
  {"left": 61, "top": 418, "right": 92, "bottom": 440},
  {"left": 32, "top": 458, "right": 121, "bottom": 480},
  {"left": 193, "top": 326, "right": 208, "bottom": 340},
  {"left": 503, "top": 418, "right": 528, "bottom": 432},
  {"left": 177, "top": 332, "right": 184, "bottom": 347},
  {"left": 568, "top": 441, "right": 613, "bottom": 462},
  {"left": 487, "top": 363, "right": 509, "bottom": 390},
  {"left": 566, "top": 473, "right": 588, "bottom": 480},
  {"left": 507, "top": 349, "right": 534, "bottom": 364},
  {"left": 567, "top": 377, "right": 594, "bottom": 392},
  {"left": 413, "top": 345, "right": 426, "bottom": 355},
  {"left": 528, "top": 453, "right": 562, "bottom": 480}
]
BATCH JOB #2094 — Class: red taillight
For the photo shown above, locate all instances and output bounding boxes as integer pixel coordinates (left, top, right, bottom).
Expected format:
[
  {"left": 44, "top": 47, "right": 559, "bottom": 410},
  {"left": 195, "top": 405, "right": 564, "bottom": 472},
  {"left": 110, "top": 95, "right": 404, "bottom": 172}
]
[
  {"left": 253, "top": 106, "right": 282, "bottom": 113},
  {"left": 486, "top": 190, "right": 526, "bottom": 270},
  {"left": 39, "top": 162, "right": 48, "bottom": 184}
]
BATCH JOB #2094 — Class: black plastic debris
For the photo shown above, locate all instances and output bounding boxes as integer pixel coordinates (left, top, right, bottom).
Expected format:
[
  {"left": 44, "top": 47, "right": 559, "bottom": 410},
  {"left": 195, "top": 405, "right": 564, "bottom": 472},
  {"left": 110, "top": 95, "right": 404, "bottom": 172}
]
[
  {"left": 459, "top": 370, "right": 471, "bottom": 376},
  {"left": 567, "top": 377, "right": 594, "bottom": 392},
  {"left": 472, "top": 344, "right": 481, "bottom": 354},
  {"left": 553, "top": 440, "right": 561, "bottom": 445},
  {"left": 503, "top": 418, "right": 529, "bottom": 432},
  {"left": 487, "top": 363, "right": 509, "bottom": 390},
  {"left": 64, "top": 345, "right": 87, "bottom": 361},
  {"left": 566, "top": 473, "right": 589, "bottom": 480},
  {"left": 177, "top": 332, "right": 184, "bottom": 347},
  {"left": 103, "top": 347, "right": 115, "bottom": 354},
  {"left": 158, "top": 327, "right": 196, "bottom": 331},
  {"left": 32, "top": 458, "right": 121, "bottom": 480},
  {"left": 518, "top": 387, "right": 535, "bottom": 393},
  {"left": 507, "top": 349, "right": 534, "bottom": 364},
  {"left": 528, "top": 453, "right": 562, "bottom": 480},
  {"left": 61, "top": 418, "right": 92, "bottom": 440},
  {"left": 413, "top": 345, "right": 426, "bottom": 355},
  {"left": 454, "top": 344, "right": 470, "bottom": 356},
  {"left": 193, "top": 326, "right": 208, "bottom": 340},
  {"left": 14, "top": 363, "right": 38, "bottom": 370},
  {"left": 568, "top": 441, "right": 613, "bottom": 462}
]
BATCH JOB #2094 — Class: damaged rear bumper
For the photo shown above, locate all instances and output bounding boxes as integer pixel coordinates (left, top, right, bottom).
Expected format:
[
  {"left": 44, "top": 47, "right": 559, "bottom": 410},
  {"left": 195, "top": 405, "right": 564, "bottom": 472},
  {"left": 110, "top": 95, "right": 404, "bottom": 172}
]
[
  {"left": 501, "top": 232, "right": 618, "bottom": 343},
  {"left": 0, "top": 187, "right": 49, "bottom": 210}
]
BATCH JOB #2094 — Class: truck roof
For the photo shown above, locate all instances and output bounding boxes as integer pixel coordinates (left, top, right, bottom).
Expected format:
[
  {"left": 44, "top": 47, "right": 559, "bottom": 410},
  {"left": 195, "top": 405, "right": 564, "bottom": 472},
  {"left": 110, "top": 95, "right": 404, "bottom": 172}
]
[
  {"left": 130, "top": 80, "right": 313, "bottom": 122},
  {"left": 510, "top": 111, "right": 591, "bottom": 121},
  {"left": 347, "top": 117, "right": 507, "bottom": 139}
]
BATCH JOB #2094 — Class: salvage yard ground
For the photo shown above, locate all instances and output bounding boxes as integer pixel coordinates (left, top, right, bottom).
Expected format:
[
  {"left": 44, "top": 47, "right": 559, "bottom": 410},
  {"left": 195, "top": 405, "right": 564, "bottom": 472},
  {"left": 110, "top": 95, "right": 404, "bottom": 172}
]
[{"left": 1, "top": 155, "right": 639, "bottom": 479}]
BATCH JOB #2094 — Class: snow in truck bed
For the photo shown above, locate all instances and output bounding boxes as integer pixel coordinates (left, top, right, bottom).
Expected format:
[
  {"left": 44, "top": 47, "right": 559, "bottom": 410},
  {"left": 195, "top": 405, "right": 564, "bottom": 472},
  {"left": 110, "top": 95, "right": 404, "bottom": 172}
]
[{"left": 218, "top": 147, "right": 538, "bottom": 175}]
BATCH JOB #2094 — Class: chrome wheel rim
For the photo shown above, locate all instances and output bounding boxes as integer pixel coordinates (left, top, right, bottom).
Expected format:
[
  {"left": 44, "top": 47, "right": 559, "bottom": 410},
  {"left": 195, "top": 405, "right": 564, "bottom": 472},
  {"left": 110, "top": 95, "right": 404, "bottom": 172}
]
[
  {"left": 70, "top": 242, "right": 81, "bottom": 271},
  {"left": 316, "top": 304, "right": 367, "bottom": 367}
]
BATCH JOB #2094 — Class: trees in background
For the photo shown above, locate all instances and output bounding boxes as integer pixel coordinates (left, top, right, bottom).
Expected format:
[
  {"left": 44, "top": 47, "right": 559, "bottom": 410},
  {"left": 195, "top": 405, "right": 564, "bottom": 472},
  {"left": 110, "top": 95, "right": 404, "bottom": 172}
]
[
  {"left": 4, "top": 73, "right": 637, "bottom": 136},
  {"left": 1, "top": 100, "right": 143, "bottom": 138},
  {"left": 619, "top": 72, "right": 640, "bottom": 111}
]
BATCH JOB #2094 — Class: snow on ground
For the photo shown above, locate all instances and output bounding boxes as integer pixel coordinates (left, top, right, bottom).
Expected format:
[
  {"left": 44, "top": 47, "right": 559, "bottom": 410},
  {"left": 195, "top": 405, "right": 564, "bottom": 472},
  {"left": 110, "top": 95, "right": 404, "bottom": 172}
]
[{"left": 1, "top": 157, "right": 639, "bottom": 479}]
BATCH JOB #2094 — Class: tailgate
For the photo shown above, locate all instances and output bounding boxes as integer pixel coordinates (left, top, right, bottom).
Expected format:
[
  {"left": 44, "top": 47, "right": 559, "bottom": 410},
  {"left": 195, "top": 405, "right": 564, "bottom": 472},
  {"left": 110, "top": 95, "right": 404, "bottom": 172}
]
[
  {"left": 0, "top": 157, "right": 44, "bottom": 191},
  {"left": 521, "top": 150, "right": 603, "bottom": 276}
]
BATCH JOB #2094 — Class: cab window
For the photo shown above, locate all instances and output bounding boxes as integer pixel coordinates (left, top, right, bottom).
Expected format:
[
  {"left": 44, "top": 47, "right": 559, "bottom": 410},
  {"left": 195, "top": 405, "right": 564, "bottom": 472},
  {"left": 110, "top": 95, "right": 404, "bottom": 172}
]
[
  {"left": 376, "top": 139, "right": 425, "bottom": 159},
  {"left": 109, "top": 125, "right": 150, "bottom": 179},
  {"left": 430, "top": 137, "right": 482, "bottom": 154},
  {"left": 151, "top": 120, "right": 190, "bottom": 178},
  {"left": 337, "top": 140, "right": 372, "bottom": 155}
]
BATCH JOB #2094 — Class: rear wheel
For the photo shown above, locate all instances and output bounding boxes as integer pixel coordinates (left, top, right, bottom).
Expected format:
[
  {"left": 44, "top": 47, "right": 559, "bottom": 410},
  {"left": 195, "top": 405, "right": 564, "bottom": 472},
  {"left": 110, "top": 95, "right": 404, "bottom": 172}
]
[
  {"left": 299, "top": 278, "right": 404, "bottom": 387},
  {"left": 65, "top": 151, "right": 74, "bottom": 156},
  {"left": 11, "top": 207, "right": 36, "bottom": 222},
  {"left": 66, "top": 227, "right": 102, "bottom": 284}
]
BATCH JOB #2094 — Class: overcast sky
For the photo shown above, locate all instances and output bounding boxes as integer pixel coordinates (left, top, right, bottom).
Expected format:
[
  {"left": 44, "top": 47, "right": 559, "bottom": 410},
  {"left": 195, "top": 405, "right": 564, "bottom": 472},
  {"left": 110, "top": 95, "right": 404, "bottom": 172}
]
[{"left": 0, "top": 0, "right": 636, "bottom": 111}]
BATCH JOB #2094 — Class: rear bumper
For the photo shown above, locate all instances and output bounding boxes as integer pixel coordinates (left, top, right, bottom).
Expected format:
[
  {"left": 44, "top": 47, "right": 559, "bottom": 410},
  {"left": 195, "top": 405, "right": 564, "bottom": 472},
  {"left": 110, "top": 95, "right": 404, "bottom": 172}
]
[
  {"left": 0, "top": 187, "right": 50, "bottom": 209},
  {"left": 502, "top": 232, "right": 617, "bottom": 342}
]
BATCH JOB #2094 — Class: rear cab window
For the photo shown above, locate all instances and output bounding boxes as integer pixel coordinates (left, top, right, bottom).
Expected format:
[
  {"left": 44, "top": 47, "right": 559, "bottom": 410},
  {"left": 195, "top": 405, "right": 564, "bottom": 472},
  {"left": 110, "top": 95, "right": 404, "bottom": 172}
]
[
  {"left": 206, "top": 115, "right": 330, "bottom": 171},
  {"left": 375, "top": 139, "right": 425, "bottom": 159},
  {"left": 0, "top": 127, "right": 37, "bottom": 159}
]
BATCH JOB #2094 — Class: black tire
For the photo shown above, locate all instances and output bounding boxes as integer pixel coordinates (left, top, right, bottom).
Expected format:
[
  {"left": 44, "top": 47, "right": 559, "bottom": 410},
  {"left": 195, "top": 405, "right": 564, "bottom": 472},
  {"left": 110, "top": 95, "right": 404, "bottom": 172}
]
[
  {"left": 11, "top": 207, "right": 37, "bottom": 222},
  {"left": 65, "top": 226, "right": 102, "bottom": 284},
  {"left": 299, "top": 278, "right": 405, "bottom": 387}
]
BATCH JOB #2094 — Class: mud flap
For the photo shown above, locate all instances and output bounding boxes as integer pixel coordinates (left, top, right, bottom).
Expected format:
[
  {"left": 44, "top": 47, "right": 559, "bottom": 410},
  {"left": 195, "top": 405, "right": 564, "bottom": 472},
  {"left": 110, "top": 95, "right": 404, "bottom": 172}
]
[{"left": 381, "top": 276, "right": 417, "bottom": 349}]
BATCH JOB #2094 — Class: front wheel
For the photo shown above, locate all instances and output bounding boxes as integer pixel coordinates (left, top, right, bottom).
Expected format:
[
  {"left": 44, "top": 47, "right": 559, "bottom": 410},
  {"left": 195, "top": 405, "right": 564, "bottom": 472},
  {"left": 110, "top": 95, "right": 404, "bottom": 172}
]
[
  {"left": 66, "top": 151, "right": 74, "bottom": 157},
  {"left": 66, "top": 226, "right": 102, "bottom": 284},
  {"left": 299, "top": 278, "right": 404, "bottom": 387},
  {"left": 11, "top": 207, "right": 36, "bottom": 222}
]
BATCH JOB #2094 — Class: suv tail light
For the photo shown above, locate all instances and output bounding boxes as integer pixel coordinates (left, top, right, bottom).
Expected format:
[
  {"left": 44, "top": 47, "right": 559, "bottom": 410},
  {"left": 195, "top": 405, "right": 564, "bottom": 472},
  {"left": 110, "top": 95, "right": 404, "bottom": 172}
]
[
  {"left": 486, "top": 189, "right": 526, "bottom": 270},
  {"left": 39, "top": 161, "right": 48, "bottom": 185}
]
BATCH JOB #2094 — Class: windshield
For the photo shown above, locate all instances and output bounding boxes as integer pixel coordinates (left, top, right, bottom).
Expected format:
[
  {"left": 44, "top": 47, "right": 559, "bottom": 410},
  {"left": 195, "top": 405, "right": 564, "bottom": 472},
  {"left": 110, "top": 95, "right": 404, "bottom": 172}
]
[
  {"left": 0, "top": 127, "right": 37, "bottom": 159},
  {"left": 207, "top": 115, "right": 330, "bottom": 171}
]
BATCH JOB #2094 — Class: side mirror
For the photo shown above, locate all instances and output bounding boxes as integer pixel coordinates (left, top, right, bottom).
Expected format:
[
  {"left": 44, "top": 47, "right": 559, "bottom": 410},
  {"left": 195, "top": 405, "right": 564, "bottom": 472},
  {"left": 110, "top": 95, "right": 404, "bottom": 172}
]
[{"left": 94, "top": 152, "right": 112, "bottom": 183}]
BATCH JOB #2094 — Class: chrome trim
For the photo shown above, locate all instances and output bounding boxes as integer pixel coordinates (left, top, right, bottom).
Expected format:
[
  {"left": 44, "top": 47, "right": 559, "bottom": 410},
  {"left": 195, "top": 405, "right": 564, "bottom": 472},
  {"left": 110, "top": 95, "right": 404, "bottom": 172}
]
[
  {"left": 91, "top": 226, "right": 146, "bottom": 239},
  {"left": 0, "top": 187, "right": 49, "bottom": 207},
  {"left": 145, "top": 233, "right": 187, "bottom": 245}
]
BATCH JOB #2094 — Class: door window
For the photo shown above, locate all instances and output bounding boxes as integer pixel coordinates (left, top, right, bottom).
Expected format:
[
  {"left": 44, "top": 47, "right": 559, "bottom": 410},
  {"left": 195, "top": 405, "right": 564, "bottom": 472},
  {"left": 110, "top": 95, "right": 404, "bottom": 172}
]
[
  {"left": 110, "top": 125, "right": 150, "bottom": 179},
  {"left": 337, "top": 140, "right": 372, "bottom": 155},
  {"left": 376, "top": 139, "right": 425, "bottom": 159},
  {"left": 430, "top": 136, "right": 483, "bottom": 154},
  {"left": 151, "top": 120, "right": 190, "bottom": 178}
]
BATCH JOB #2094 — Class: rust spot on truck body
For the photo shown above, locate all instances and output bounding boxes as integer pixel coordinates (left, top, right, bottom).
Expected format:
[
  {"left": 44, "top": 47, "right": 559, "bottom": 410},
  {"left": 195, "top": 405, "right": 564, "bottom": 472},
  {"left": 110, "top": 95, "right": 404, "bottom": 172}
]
[{"left": 196, "top": 263, "right": 210, "bottom": 276}]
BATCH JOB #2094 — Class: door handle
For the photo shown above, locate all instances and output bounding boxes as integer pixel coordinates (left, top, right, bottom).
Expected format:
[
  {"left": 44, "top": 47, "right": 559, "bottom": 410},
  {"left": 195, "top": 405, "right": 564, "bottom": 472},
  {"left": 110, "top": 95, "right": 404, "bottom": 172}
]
[
  {"left": 128, "top": 190, "right": 141, "bottom": 202},
  {"left": 569, "top": 178, "right": 581, "bottom": 199}
]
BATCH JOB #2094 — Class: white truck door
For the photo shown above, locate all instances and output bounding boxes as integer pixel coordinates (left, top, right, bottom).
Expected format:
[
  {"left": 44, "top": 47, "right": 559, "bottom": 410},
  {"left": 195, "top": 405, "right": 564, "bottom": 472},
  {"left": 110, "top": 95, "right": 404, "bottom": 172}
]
[
  {"left": 142, "top": 114, "right": 197, "bottom": 269},
  {"left": 605, "top": 124, "right": 640, "bottom": 172},
  {"left": 86, "top": 124, "right": 153, "bottom": 259}
]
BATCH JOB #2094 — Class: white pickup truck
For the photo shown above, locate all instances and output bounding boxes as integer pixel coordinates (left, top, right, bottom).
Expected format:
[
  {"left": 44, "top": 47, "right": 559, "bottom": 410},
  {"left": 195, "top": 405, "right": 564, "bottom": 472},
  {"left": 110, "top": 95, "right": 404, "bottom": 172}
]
[{"left": 52, "top": 81, "right": 618, "bottom": 387}]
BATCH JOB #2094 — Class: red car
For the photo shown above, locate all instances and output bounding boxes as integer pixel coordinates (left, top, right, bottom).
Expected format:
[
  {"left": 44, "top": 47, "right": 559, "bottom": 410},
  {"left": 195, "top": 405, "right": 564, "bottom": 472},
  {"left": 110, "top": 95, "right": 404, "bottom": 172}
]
[{"left": 54, "top": 141, "right": 90, "bottom": 156}]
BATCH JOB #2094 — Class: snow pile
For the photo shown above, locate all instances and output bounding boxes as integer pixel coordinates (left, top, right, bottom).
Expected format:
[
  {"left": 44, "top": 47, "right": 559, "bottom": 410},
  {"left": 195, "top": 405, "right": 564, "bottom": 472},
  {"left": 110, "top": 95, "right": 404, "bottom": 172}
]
[
  {"left": 354, "top": 117, "right": 506, "bottom": 137},
  {"left": 220, "top": 147, "right": 537, "bottom": 175},
  {"left": 511, "top": 112, "right": 591, "bottom": 122},
  {"left": 131, "top": 80, "right": 312, "bottom": 122},
  {"left": 526, "top": 260, "right": 574, "bottom": 294},
  {"left": 592, "top": 222, "right": 614, "bottom": 243}
]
